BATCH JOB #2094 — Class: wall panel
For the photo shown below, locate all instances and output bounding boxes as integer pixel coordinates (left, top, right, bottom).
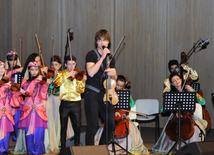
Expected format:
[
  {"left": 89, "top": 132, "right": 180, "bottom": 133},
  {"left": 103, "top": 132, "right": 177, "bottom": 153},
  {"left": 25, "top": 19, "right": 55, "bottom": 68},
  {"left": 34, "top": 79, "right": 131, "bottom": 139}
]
[{"left": 0, "top": 0, "right": 12, "bottom": 59}]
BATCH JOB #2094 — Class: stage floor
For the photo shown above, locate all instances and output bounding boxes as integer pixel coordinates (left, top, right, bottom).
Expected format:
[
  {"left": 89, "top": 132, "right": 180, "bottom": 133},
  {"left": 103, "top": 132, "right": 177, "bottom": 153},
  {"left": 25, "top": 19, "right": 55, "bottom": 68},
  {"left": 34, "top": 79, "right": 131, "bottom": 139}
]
[{"left": 7, "top": 127, "right": 214, "bottom": 155}]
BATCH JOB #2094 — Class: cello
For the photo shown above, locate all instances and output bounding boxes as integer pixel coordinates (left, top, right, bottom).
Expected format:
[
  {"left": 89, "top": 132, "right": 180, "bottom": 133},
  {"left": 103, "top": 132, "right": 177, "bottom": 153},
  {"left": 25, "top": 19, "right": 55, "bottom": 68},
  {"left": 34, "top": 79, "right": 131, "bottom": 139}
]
[
  {"left": 180, "top": 51, "right": 211, "bottom": 132},
  {"left": 165, "top": 73, "right": 195, "bottom": 141}
]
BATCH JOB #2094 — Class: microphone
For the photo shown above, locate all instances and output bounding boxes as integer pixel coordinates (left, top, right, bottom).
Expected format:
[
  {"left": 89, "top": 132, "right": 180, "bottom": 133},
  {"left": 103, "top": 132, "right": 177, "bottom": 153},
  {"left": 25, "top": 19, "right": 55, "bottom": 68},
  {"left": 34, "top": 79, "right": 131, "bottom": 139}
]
[
  {"left": 102, "top": 46, "right": 112, "bottom": 58},
  {"left": 200, "top": 38, "right": 209, "bottom": 50}
]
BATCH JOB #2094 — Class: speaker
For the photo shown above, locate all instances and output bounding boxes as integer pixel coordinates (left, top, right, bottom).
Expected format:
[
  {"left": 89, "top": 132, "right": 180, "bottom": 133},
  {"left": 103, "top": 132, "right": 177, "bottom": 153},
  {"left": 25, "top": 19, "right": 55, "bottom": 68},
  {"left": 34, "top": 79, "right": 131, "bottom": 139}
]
[
  {"left": 175, "top": 141, "right": 214, "bottom": 155},
  {"left": 58, "top": 145, "right": 109, "bottom": 155}
]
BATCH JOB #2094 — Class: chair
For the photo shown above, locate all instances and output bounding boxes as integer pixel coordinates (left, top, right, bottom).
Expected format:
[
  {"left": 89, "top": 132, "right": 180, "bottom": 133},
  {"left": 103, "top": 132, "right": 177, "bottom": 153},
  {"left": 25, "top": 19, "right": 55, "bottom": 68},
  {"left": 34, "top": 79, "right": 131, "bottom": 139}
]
[{"left": 135, "top": 99, "right": 160, "bottom": 142}]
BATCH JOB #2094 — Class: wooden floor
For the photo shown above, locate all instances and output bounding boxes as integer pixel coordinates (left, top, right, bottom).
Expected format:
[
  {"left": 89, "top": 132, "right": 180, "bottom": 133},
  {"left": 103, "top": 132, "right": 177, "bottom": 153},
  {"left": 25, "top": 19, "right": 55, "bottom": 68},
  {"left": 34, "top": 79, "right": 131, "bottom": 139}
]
[{"left": 7, "top": 127, "right": 214, "bottom": 155}]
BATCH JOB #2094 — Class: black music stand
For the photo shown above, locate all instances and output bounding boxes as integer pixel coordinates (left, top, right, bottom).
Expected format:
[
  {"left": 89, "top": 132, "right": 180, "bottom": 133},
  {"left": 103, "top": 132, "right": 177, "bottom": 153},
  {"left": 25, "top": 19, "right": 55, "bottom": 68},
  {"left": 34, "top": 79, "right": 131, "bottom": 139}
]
[
  {"left": 108, "top": 90, "right": 131, "bottom": 155},
  {"left": 14, "top": 73, "right": 23, "bottom": 86},
  {"left": 190, "top": 83, "right": 200, "bottom": 94},
  {"left": 163, "top": 92, "right": 196, "bottom": 155}
]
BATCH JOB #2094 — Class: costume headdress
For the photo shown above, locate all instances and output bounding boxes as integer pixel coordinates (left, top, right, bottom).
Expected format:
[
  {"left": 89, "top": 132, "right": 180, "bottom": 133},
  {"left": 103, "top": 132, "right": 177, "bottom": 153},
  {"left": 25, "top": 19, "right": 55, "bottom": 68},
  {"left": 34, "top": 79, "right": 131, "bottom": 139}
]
[
  {"left": 24, "top": 61, "right": 40, "bottom": 80},
  {"left": 5, "top": 50, "right": 21, "bottom": 70}
]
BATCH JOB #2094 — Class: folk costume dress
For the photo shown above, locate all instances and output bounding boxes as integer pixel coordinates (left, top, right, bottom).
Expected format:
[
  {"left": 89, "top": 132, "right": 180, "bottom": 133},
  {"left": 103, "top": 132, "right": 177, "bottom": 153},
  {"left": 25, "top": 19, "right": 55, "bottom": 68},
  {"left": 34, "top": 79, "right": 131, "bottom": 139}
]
[
  {"left": 5, "top": 68, "right": 24, "bottom": 141},
  {"left": 152, "top": 92, "right": 207, "bottom": 154},
  {"left": 18, "top": 78, "right": 48, "bottom": 155},
  {"left": 0, "top": 83, "right": 21, "bottom": 153}
]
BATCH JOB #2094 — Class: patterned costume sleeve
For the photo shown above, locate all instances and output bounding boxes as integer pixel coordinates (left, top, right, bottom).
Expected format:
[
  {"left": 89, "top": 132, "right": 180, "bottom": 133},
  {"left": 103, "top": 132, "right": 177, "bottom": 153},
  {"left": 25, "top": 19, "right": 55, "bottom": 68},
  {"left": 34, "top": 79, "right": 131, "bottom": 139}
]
[
  {"left": 130, "top": 95, "right": 135, "bottom": 108},
  {"left": 196, "top": 93, "right": 205, "bottom": 106},
  {"left": 183, "top": 65, "right": 199, "bottom": 81},
  {"left": 163, "top": 77, "right": 170, "bottom": 94},
  {"left": 10, "top": 91, "right": 22, "bottom": 108},
  {"left": 23, "top": 79, "right": 40, "bottom": 96},
  {"left": 5, "top": 69, "right": 17, "bottom": 77},
  {"left": 0, "top": 84, "right": 10, "bottom": 98},
  {"left": 39, "top": 83, "right": 49, "bottom": 100}
]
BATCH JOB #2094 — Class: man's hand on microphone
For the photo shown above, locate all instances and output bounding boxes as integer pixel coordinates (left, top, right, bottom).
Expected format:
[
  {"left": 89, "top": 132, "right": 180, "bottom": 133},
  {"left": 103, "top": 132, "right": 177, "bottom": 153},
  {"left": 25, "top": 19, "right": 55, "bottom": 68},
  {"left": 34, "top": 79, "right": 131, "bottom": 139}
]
[{"left": 101, "top": 47, "right": 111, "bottom": 60}]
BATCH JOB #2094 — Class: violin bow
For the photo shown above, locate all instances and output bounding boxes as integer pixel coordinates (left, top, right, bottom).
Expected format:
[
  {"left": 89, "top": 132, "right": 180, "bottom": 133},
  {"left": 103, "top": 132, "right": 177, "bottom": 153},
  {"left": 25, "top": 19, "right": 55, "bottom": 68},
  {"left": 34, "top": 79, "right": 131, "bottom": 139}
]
[
  {"left": 108, "top": 36, "right": 125, "bottom": 68},
  {"left": 35, "top": 32, "right": 46, "bottom": 75},
  {"left": 120, "top": 109, "right": 148, "bottom": 118},
  {"left": 100, "top": 36, "right": 125, "bottom": 80},
  {"left": 20, "top": 37, "right": 23, "bottom": 66},
  {"left": 67, "top": 31, "right": 74, "bottom": 71},
  {"left": 9, "top": 50, "right": 17, "bottom": 81},
  {"left": 52, "top": 35, "right": 54, "bottom": 57},
  {"left": 181, "top": 70, "right": 190, "bottom": 92}
]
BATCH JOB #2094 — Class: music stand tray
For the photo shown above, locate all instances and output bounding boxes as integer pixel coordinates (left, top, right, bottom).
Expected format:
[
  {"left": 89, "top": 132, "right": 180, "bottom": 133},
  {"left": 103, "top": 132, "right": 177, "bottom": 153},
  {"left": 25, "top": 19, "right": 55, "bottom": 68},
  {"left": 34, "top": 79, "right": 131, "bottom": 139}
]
[
  {"left": 163, "top": 92, "right": 196, "bottom": 155},
  {"left": 115, "top": 90, "right": 130, "bottom": 110},
  {"left": 163, "top": 92, "right": 196, "bottom": 112}
]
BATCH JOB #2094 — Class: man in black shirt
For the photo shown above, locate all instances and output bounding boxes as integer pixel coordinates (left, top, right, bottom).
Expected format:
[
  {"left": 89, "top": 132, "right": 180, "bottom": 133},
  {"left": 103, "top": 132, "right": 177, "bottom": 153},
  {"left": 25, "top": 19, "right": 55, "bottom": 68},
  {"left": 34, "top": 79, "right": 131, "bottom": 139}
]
[{"left": 85, "top": 29, "right": 117, "bottom": 145}]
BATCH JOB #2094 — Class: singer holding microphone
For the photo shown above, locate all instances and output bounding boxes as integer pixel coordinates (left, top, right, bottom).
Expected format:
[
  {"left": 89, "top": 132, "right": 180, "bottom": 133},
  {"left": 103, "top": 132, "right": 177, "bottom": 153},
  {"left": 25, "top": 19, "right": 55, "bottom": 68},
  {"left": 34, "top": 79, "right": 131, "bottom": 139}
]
[{"left": 84, "top": 29, "right": 117, "bottom": 146}]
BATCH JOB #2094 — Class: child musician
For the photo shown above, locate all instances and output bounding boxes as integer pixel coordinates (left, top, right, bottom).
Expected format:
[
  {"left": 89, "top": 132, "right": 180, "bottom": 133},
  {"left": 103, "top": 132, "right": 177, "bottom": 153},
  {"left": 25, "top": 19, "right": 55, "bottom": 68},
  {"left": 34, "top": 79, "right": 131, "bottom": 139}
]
[
  {"left": 5, "top": 51, "right": 24, "bottom": 141},
  {"left": 53, "top": 55, "right": 86, "bottom": 152},
  {"left": 0, "top": 61, "right": 25, "bottom": 154},
  {"left": 18, "top": 61, "right": 51, "bottom": 154},
  {"left": 5, "top": 50, "right": 23, "bottom": 78},
  {"left": 43, "top": 55, "right": 62, "bottom": 153},
  {"left": 95, "top": 75, "right": 149, "bottom": 154}
]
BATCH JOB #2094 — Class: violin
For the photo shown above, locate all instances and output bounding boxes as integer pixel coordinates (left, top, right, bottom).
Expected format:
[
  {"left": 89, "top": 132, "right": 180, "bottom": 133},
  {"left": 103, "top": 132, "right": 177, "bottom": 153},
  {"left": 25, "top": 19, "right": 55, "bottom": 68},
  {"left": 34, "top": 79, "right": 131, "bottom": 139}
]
[
  {"left": 0, "top": 77, "right": 10, "bottom": 87},
  {"left": 0, "top": 76, "right": 30, "bottom": 96},
  {"left": 0, "top": 76, "right": 20, "bottom": 91},
  {"left": 68, "top": 68, "right": 86, "bottom": 81},
  {"left": 103, "top": 60, "right": 119, "bottom": 105}
]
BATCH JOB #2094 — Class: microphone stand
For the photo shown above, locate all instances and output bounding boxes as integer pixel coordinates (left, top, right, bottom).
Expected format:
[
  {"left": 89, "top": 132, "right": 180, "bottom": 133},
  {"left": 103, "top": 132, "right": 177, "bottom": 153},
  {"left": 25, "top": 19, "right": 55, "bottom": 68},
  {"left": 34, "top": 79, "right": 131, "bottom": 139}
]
[
  {"left": 123, "top": 115, "right": 129, "bottom": 155},
  {"left": 105, "top": 56, "right": 109, "bottom": 145},
  {"left": 173, "top": 38, "right": 209, "bottom": 73}
]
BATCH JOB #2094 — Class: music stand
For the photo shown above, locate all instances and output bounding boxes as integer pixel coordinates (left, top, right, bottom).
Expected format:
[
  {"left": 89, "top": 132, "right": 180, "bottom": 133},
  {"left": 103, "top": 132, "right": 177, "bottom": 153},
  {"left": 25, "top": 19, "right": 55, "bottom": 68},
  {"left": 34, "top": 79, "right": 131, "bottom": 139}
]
[
  {"left": 14, "top": 73, "right": 23, "bottom": 86},
  {"left": 115, "top": 90, "right": 130, "bottom": 110},
  {"left": 108, "top": 90, "right": 131, "bottom": 155},
  {"left": 163, "top": 92, "right": 196, "bottom": 155},
  {"left": 190, "top": 83, "right": 200, "bottom": 94}
]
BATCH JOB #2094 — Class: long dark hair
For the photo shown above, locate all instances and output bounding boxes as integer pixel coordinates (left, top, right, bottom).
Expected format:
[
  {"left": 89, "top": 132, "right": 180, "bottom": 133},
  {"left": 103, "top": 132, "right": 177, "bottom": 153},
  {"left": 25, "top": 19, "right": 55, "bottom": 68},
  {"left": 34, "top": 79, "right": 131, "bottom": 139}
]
[
  {"left": 22, "top": 53, "right": 39, "bottom": 76},
  {"left": 169, "top": 73, "right": 184, "bottom": 92},
  {"left": 27, "top": 66, "right": 41, "bottom": 82},
  {"left": 117, "top": 75, "right": 131, "bottom": 89}
]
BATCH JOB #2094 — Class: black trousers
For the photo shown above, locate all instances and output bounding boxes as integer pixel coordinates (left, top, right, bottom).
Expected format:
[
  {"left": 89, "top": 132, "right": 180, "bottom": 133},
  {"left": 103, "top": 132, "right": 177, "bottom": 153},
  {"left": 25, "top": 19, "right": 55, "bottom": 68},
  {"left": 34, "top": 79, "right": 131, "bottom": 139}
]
[
  {"left": 60, "top": 100, "right": 81, "bottom": 150},
  {"left": 85, "top": 88, "right": 115, "bottom": 145}
]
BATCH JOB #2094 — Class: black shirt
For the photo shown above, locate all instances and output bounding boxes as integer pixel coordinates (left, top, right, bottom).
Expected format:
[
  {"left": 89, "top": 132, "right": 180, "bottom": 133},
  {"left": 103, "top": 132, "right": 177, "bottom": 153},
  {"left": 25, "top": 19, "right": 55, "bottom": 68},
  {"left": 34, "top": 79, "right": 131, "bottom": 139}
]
[{"left": 85, "top": 49, "right": 116, "bottom": 92}]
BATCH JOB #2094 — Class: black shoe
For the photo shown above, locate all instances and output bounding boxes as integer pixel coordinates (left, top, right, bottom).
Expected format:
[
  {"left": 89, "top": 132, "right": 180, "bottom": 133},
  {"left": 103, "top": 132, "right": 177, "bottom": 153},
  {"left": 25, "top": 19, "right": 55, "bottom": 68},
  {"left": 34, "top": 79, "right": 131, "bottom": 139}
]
[{"left": 2, "top": 151, "right": 8, "bottom": 155}]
